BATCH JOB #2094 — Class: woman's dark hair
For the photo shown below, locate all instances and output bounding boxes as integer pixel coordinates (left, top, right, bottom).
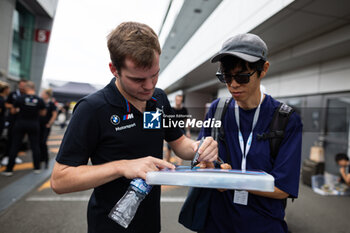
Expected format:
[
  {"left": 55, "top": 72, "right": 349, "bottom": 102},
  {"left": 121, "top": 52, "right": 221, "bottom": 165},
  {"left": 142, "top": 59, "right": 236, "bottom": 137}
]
[{"left": 220, "top": 55, "right": 265, "bottom": 77}]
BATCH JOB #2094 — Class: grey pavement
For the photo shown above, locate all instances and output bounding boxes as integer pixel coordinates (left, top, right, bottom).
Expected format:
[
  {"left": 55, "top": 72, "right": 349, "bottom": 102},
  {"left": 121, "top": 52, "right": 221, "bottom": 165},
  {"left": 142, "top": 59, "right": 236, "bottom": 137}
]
[
  {"left": 0, "top": 126, "right": 349, "bottom": 232},
  {"left": 1, "top": 177, "right": 350, "bottom": 233},
  {"left": 286, "top": 184, "right": 350, "bottom": 233}
]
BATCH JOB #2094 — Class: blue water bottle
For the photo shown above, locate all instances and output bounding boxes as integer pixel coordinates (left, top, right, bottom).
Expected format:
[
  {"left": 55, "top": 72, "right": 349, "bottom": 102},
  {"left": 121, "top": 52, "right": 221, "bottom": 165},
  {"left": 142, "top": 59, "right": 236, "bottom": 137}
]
[{"left": 108, "top": 178, "right": 152, "bottom": 228}]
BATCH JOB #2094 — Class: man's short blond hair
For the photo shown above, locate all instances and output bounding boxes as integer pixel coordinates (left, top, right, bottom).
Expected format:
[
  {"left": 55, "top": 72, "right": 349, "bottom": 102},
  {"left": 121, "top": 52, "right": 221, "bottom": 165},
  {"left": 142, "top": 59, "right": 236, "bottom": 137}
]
[
  {"left": 25, "top": 81, "right": 36, "bottom": 90},
  {"left": 107, "top": 22, "right": 161, "bottom": 73}
]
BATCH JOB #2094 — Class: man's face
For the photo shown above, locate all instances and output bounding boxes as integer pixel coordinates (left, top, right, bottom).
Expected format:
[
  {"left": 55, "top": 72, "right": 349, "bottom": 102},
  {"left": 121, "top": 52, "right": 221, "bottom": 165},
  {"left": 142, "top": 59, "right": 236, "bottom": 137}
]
[
  {"left": 337, "top": 159, "right": 349, "bottom": 167},
  {"left": 114, "top": 53, "right": 160, "bottom": 102},
  {"left": 225, "top": 64, "right": 262, "bottom": 104},
  {"left": 4, "top": 87, "right": 9, "bottom": 96},
  {"left": 175, "top": 95, "right": 183, "bottom": 107},
  {"left": 18, "top": 81, "right": 26, "bottom": 94}
]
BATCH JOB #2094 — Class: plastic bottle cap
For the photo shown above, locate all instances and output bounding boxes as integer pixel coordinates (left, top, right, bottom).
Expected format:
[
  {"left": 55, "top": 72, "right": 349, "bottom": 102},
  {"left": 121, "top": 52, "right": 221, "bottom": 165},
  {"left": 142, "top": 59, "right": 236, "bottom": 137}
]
[{"left": 130, "top": 178, "right": 152, "bottom": 195}]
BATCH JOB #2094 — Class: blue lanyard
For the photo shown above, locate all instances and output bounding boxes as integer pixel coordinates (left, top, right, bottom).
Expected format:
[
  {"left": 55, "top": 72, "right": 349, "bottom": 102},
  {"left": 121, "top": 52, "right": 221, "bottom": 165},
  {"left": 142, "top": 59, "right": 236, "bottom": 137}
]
[{"left": 234, "top": 92, "right": 264, "bottom": 172}]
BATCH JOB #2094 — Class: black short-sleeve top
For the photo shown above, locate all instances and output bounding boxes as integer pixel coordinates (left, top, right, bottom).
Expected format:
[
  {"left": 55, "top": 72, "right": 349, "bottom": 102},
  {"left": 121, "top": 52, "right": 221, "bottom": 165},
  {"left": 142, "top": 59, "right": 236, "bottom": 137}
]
[
  {"left": 14, "top": 94, "right": 45, "bottom": 121},
  {"left": 56, "top": 77, "right": 183, "bottom": 233},
  {"left": 40, "top": 101, "right": 57, "bottom": 125}
]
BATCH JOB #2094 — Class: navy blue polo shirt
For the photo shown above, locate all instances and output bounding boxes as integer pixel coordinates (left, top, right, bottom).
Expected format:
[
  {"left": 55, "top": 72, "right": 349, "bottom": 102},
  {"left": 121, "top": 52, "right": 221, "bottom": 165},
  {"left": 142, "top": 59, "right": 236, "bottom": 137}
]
[
  {"left": 6, "top": 90, "right": 21, "bottom": 105},
  {"left": 199, "top": 94, "right": 302, "bottom": 233},
  {"left": 0, "top": 96, "right": 6, "bottom": 119},
  {"left": 6, "top": 90, "right": 22, "bottom": 123},
  {"left": 40, "top": 101, "right": 57, "bottom": 125},
  {"left": 56, "top": 78, "right": 183, "bottom": 233},
  {"left": 0, "top": 96, "right": 6, "bottom": 134}
]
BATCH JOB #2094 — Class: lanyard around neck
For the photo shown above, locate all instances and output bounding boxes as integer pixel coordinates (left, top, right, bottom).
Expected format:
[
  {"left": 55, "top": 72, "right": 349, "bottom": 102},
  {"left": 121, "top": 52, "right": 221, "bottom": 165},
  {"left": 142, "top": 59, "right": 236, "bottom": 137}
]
[{"left": 234, "top": 91, "right": 264, "bottom": 172}]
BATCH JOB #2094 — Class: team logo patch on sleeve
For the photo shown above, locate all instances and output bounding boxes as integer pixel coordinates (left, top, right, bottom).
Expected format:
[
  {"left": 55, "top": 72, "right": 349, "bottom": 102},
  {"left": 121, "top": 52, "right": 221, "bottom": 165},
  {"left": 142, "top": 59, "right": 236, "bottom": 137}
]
[
  {"left": 110, "top": 115, "right": 120, "bottom": 125},
  {"left": 143, "top": 109, "right": 161, "bottom": 129}
]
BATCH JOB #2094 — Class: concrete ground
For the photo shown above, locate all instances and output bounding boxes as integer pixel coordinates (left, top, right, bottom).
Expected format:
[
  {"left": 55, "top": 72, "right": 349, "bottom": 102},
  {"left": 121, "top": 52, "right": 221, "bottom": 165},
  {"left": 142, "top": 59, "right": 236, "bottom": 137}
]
[{"left": 0, "top": 126, "right": 349, "bottom": 233}]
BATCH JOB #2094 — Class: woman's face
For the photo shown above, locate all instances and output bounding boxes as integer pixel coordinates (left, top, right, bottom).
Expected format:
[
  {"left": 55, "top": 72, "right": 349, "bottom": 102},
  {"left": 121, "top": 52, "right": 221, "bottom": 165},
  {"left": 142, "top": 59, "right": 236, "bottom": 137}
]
[
  {"left": 41, "top": 91, "right": 49, "bottom": 100},
  {"left": 4, "top": 87, "right": 10, "bottom": 96}
]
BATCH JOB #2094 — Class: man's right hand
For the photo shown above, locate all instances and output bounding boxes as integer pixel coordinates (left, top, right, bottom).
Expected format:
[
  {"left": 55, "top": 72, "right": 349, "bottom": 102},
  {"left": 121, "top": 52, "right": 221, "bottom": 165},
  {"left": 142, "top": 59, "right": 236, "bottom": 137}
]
[
  {"left": 51, "top": 157, "right": 175, "bottom": 194},
  {"left": 120, "top": 156, "right": 175, "bottom": 180}
]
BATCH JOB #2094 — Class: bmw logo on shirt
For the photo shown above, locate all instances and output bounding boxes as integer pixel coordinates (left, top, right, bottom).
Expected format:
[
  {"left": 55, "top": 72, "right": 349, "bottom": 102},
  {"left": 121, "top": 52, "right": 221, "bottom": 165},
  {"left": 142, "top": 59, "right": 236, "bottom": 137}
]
[
  {"left": 110, "top": 115, "right": 120, "bottom": 125},
  {"left": 25, "top": 97, "right": 38, "bottom": 106}
]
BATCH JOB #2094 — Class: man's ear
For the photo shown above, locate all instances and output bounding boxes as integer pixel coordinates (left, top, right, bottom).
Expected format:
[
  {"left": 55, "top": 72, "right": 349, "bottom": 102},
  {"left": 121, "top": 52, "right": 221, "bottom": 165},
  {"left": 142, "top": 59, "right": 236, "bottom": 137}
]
[
  {"left": 259, "top": 61, "right": 270, "bottom": 79},
  {"left": 109, "top": 62, "right": 119, "bottom": 77}
]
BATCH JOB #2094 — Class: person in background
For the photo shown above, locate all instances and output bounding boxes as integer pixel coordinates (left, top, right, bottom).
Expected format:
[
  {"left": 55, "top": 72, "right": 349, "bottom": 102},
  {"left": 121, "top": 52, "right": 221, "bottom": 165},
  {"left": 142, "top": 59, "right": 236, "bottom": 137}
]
[
  {"left": 39, "top": 88, "right": 58, "bottom": 169},
  {"left": 2, "top": 81, "right": 46, "bottom": 176},
  {"left": 1, "top": 79, "right": 27, "bottom": 166},
  {"left": 164, "top": 94, "right": 191, "bottom": 165},
  {"left": 334, "top": 153, "right": 350, "bottom": 186},
  {"left": 198, "top": 33, "right": 302, "bottom": 233},
  {"left": 0, "top": 81, "right": 10, "bottom": 137},
  {"left": 0, "top": 81, "right": 10, "bottom": 161},
  {"left": 57, "top": 101, "right": 70, "bottom": 129}
]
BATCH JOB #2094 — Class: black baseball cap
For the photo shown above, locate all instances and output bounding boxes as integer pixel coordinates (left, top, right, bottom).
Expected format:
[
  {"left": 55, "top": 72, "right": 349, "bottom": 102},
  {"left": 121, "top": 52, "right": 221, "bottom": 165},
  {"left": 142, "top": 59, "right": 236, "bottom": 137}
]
[{"left": 211, "top": 33, "right": 268, "bottom": 63}]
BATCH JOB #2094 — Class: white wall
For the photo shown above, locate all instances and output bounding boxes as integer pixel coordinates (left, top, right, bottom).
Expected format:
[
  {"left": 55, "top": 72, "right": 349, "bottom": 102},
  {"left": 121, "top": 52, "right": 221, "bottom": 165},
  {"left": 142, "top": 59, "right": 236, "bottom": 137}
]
[
  {"left": 37, "top": 0, "right": 59, "bottom": 18},
  {"left": 184, "top": 92, "right": 213, "bottom": 122},
  {"left": 31, "top": 16, "right": 54, "bottom": 92},
  {"left": 263, "top": 55, "right": 350, "bottom": 97},
  {"left": 0, "top": 0, "right": 15, "bottom": 77}
]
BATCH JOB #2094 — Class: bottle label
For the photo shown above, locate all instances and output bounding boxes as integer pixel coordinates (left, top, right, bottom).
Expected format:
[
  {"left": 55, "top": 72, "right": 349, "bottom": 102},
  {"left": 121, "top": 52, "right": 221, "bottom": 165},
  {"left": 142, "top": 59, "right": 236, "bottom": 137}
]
[{"left": 130, "top": 178, "right": 152, "bottom": 195}]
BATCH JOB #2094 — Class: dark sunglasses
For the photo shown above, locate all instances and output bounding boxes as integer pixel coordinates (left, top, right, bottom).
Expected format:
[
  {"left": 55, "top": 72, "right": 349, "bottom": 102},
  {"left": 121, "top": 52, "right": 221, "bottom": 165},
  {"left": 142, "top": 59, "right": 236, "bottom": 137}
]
[{"left": 216, "top": 70, "right": 256, "bottom": 84}]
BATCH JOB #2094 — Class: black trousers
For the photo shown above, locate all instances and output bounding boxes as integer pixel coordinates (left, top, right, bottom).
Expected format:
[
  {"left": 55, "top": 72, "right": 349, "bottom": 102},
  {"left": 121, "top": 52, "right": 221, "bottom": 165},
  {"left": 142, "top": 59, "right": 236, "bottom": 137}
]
[
  {"left": 6, "top": 119, "right": 41, "bottom": 171},
  {"left": 3, "top": 118, "right": 15, "bottom": 158},
  {"left": 39, "top": 124, "right": 51, "bottom": 164},
  {"left": 0, "top": 117, "right": 5, "bottom": 137}
]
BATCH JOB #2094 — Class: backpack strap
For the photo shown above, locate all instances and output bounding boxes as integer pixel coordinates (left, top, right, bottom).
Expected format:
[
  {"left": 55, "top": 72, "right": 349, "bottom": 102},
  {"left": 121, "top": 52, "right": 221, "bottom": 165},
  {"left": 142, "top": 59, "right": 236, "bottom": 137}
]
[
  {"left": 211, "top": 97, "right": 232, "bottom": 165},
  {"left": 211, "top": 97, "right": 231, "bottom": 141},
  {"left": 257, "top": 103, "right": 294, "bottom": 160}
]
